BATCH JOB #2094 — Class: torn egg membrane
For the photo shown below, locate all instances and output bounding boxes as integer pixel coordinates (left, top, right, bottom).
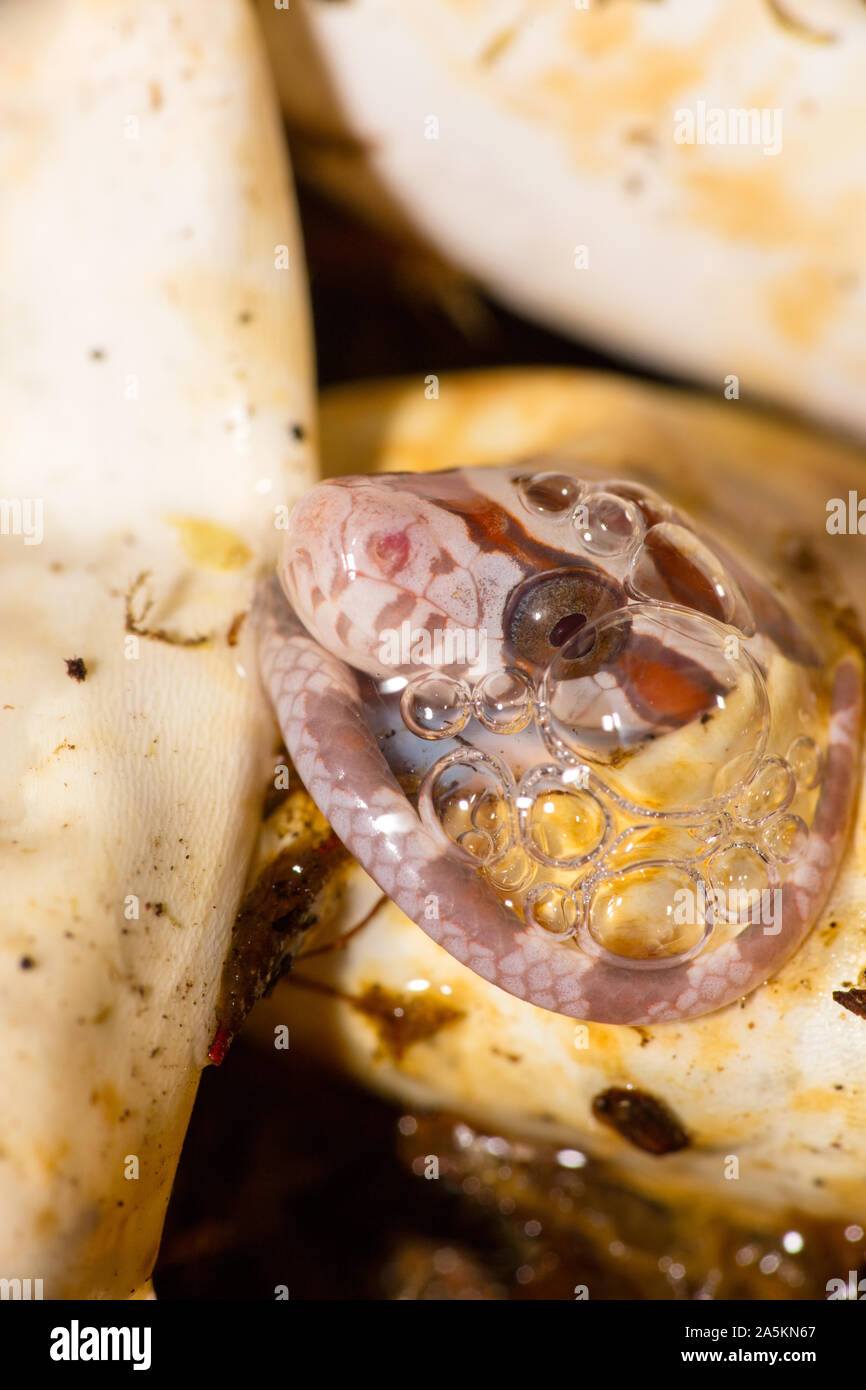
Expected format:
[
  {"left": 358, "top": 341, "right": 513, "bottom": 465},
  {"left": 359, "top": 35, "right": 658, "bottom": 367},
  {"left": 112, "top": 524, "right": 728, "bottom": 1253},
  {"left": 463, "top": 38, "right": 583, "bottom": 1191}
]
[{"left": 354, "top": 468, "right": 827, "bottom": 974}]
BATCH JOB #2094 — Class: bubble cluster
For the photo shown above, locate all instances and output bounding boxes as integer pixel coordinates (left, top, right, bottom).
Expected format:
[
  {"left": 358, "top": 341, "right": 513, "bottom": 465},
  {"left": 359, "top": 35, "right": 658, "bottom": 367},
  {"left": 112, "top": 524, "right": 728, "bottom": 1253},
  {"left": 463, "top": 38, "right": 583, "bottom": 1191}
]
[
  {"left": 413, "top": 726, "right": 816, "bottom": 966},
  {"left": 390, "top": 470, "right": 826, "bottom": 970}
]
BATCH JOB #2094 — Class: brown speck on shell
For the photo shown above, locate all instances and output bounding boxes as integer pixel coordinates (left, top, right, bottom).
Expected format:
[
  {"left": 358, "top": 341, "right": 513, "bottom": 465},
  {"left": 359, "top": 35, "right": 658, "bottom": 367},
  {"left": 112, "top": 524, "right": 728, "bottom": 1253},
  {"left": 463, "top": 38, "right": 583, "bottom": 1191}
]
[
  {"left": 592, "top": 1087, "right": 689, "bottom": 1155},
  {"left": 226, "top": 611, "right": 246, "bottom": 647},
  {"left": 832, "top": 988, "right": 866, "bottom": 1020},
  {"left": 288, "top": 975, "right": 465, "bottom": 1062},
  {"left": 349, "top": 983, "right": 465, "bottom": 1061},
  {"left": 65, "top": 656, "right": 87, "bottom": 682}
]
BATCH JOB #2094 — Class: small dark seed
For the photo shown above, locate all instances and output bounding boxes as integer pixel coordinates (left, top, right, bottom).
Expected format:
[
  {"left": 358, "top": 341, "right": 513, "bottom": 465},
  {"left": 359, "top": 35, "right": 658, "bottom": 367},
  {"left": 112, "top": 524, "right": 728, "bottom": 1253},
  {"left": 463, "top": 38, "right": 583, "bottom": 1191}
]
[{"left": 592, "top": 1086, "right": 689, "bottom": 1155}]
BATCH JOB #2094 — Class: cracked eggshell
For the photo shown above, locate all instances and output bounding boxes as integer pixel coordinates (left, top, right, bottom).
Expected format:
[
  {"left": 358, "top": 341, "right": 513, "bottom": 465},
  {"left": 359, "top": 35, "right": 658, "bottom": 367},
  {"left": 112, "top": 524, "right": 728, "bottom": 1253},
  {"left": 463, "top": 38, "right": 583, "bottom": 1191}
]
[
  {"left": 253, "top": 369, "right": 866, "bottom": 1223},
  {"left": 259, "top": 0, "right": 866, "bottom": 439},
  {"left": 0, "top": 0, "right": 315, "bottom": 1296}
]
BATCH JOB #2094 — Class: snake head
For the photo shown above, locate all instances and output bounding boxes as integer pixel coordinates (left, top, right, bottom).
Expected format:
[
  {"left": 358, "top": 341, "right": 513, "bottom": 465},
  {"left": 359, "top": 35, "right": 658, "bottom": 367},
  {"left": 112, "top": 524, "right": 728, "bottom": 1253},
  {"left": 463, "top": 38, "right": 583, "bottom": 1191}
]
[{"left": 280, "top": 471, "right": 518, "bottom": 682}]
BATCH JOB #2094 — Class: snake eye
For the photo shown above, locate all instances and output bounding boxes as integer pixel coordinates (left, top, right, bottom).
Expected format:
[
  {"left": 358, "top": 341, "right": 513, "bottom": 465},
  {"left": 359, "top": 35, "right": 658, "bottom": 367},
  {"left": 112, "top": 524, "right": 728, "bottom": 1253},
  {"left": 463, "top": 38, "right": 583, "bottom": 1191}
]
[{"left": 504, "top": 566, "right": 625, "bottom": 671}]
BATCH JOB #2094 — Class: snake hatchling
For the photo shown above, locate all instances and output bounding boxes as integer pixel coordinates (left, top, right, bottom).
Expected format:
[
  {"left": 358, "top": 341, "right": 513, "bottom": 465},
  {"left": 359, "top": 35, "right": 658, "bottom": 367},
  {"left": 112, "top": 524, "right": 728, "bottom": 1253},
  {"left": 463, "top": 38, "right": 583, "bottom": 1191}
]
[{"left": 257, "top": 464, "right": 862, "bottom": 1026}]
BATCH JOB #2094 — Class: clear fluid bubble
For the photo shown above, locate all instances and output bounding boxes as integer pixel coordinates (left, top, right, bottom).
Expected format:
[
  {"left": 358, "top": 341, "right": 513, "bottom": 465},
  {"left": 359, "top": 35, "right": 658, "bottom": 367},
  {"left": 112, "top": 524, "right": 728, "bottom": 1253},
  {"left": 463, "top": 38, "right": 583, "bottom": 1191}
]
[
  {"left": 456, "top": 828, "right": 495, "bottom": 861},
  {"left": 687, "top": 814, "right": 731, "bottom": 851},
  {"left": 473, "top": 667, "right": 534, "bottom": 734},
  {"left": 627, "top": 522, "right": 745, "bottom": 627},
  {"left": 712, "top": 749, "right": 760, "bottom": 802},
  {"left": 786, "top": 735, "right": 822, "bottom": 790},
  {"left": 517, "top": 766, "right": 609, "bottom": 869},
  {"left": 470, "top": 784, "right": 512, "bottom": 852},
  {"left": 605, "top": 480, "right": 676, "bottom": 528},
  {"left": 733, "top": 756, "right": 796, "bottom": 826},
  {"left": 400, "top": 672, "right": 471, "bottom": 740},
  {"left": 574, "top": 491, "right": 642, "bottom": 557},
  {"left": 484, "top": 845, "right": 535, "bottom": 893},
  {"left": 418, "top": 748, "right": 514, "bottom": 862},
  {"left": 524, "top": 883, "right": 580, "bottom": 938},
  {"left": 602, "top": 817, "right": 729, "bottom": 868},
  {"left": 519, "top": 472, "right": 583, "bottom": 519},
  {"left": 762, "top": 814, "right": 809, "bottom": 864},
  {"left": 540, "top": 602, "right": 768, "bottom": 814},
  {"left": 582, "top": 861, "right": 712, "bottom": 968},
  {"left": 706, "top": 842, "right": 776, "bottom": 925}
]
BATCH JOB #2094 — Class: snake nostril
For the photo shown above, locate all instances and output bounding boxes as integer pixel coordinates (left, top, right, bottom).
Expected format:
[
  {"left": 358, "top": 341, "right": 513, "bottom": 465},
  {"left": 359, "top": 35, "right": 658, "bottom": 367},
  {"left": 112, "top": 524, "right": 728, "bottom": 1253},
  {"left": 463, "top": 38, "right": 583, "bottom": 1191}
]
[{"left": 549, "top": 611, "right": 588, "bottom": 648}]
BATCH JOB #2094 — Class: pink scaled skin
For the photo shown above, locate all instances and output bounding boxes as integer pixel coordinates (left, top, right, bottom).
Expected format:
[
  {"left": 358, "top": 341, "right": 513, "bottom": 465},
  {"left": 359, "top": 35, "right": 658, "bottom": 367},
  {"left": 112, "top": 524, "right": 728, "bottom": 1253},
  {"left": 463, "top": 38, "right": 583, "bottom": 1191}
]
[{"left": 257, "top": 470, "right": 863, "bottom": 1026}]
